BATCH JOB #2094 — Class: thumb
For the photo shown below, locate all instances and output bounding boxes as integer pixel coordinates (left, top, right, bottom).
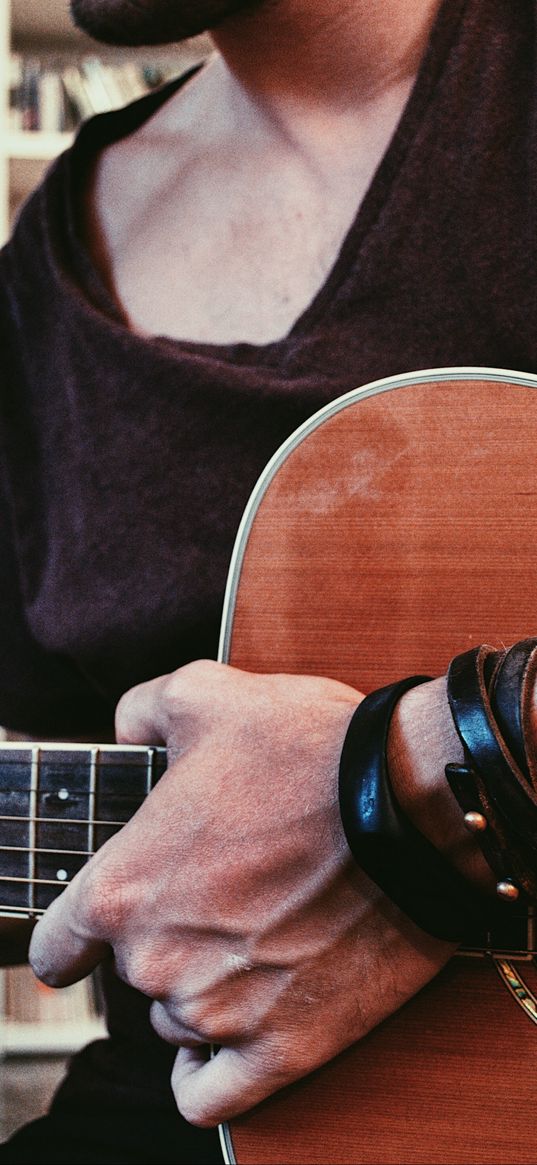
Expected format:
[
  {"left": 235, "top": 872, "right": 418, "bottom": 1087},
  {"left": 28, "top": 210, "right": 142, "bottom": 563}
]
[{"left": 171, "top": 1044, "right": 278, "bottom": 1128}]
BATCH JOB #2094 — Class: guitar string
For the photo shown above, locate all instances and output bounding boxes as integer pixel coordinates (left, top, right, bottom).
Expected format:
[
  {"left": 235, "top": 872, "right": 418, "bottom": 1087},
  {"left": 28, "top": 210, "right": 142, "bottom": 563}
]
[
  {"left": 0, "top": 905, "right": 46, "bottom": 913},
  {"left": 0, "top": 749, "right": 165, "bottom": 758},
  {"left": 0, "top": 874, "right": 73, "bottom": 886},
  {"left": 0, "top": 754, "right": 164, "bottom": 797},
  {"left": 0, "top": 811, "right": 137, "bottom": 873},
  {"left": 0, "top": 790, "right": 148, "bottom": 798},
  {"left": 0, "top": 844, "right": 92, "bottom": 855},
  {"left": 0, "top": 814, "right": 132, "bottom": 826}
]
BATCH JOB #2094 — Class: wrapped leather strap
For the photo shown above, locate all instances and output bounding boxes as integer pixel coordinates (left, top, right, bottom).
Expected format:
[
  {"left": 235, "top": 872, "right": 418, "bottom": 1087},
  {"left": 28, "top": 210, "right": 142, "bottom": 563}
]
[
  {"left": 339, "top": 676, "right": 488, "bottom": 942},
  {"left": 446, "top": 643, "right": 537, "bottom": 899},
  {"left": 491, "top": 638, "right": 537, "bottom": 785}
]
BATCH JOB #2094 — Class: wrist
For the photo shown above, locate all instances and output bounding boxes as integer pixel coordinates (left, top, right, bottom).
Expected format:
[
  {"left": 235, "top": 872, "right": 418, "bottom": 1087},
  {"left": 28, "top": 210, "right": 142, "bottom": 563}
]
[{"left": 386, "top": 676, "right": 496, "bottom": 895}]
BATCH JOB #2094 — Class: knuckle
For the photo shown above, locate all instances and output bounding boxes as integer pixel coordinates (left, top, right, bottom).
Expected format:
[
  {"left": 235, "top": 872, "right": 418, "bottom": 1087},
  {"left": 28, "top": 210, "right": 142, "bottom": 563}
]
[
  {"left": 174, "top": 999, "right": 235, "bottom": 1044},
  {"left": 149, "top": 998, "right": 204, "bottom": 1044},
  {"left": 203, "top": 1016, "right": 238, "bottom": 1044},
  {"left": 163, "top": 660, "right": 218, "bottom": 700},
  {"left": 119, "top": 949, "right": 163, "bottom": 997},
  {"left": 175, "top": 1087, "right": 219, "bottom": 1128},
  {"left": 160, "top": 672, "right": 184, "bottom": 710},
  {"left": 148, "top": 1000, "right": 172, "bottom": 1040},
  {"left": 82, "top": 859, "right": 128, "bottom": 936},
  {"left": 114, "top": 687, "right": 137, "bottom": 742},
  {"left": 160, "top": 661, "right": 229, "bottom": 743},
  {"left": 261, "top": 1036, "right": 310, "bottom": 1083},
  {"left": 177, "top": 996, "right": 208, "bottom": 1033},
  {"left": 183, "top": 658, "right": 221, "bottom": 678}
]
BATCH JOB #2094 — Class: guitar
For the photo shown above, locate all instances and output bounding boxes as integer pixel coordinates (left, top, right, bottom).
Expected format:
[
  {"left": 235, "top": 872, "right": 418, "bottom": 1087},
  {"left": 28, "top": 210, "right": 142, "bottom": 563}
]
[{"left": 2, "top": 367, "right": 537, "bottom": 1164}]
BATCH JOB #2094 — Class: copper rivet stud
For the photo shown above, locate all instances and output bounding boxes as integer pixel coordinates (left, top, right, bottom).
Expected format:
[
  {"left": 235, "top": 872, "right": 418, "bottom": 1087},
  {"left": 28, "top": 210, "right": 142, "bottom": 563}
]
[
  {"left": 496, "top": 879, "right": 520, "bottom": 902},
  {"left": 463, "top": 811, "right": 488, "bottom": 833}
]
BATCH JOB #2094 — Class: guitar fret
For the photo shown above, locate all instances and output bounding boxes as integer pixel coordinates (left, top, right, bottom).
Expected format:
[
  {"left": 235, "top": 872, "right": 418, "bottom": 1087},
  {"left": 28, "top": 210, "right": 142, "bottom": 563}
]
[
  {"left": 88, "top": 747, "right": 99, "bottom": 858},
  {"left": 29, "top": 746, "right": 39, "bottom": 912},
  {"left": 0, "top": 744, "right": 168, "bottom": 914},
  {"left": 146, "top": 747, "right": 154, "bottom": 797}
]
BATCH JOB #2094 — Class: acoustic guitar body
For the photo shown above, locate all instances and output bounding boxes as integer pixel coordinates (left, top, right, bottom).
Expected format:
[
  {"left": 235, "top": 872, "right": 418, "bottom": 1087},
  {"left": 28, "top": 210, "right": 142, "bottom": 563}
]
[{"left": 219, "top": 369, "right": 537, "bottom": 1164}]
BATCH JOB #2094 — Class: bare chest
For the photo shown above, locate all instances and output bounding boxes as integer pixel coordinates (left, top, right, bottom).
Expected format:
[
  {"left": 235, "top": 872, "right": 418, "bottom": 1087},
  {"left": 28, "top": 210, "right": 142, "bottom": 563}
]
[
  {"left": 87, "top": 78, "right": 413, "bottom": 347},
  {"left": 90, "top": 155, "right": 369, "bottom": 347}
]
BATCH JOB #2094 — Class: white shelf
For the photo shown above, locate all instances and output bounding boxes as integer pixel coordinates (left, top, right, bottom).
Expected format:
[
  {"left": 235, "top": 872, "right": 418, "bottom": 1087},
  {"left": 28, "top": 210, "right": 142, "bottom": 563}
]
[
  {"left": 7, "top": 130, "right": 73, "bottom": 160},
  {"left": 0, "top": 1017, "right": 107, "bottom": 1055},
  {"left": 0, "top": 0, "right": 10, "bottom": 242}
]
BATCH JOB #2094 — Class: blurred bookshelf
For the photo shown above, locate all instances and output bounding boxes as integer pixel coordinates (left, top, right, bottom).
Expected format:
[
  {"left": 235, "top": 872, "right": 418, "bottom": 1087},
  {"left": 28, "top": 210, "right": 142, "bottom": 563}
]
[
  {"left": 0, "top": 0, "right": 211, "bottom": 243},
  {"left": 0, "top": 965, "right": 106, "bottom": 1055}
]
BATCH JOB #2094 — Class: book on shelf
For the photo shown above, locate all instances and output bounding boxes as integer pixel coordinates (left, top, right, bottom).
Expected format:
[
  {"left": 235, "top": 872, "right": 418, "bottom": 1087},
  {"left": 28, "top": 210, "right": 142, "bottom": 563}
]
[{"left": 8, "top": 50, "right": 209, "bottom": 136}]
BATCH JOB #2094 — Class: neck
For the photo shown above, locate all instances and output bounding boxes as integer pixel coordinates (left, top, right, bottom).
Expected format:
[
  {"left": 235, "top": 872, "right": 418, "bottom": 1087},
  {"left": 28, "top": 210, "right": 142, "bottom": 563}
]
[
  {"left": 211, "top": 0, "right": 443, "bottom": 116},
  {"left": 0, "top": 742, "right": 167, "bottom": 917}
]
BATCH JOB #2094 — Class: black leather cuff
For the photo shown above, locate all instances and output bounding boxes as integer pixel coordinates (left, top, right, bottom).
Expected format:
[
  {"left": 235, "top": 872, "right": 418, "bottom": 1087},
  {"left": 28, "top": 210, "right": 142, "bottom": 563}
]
[
  {"left": 446, "top": 643, "right": 537, "bottom": 901},
  {"left": 338, "top": 676, "right": 492, "bottom": 942}
]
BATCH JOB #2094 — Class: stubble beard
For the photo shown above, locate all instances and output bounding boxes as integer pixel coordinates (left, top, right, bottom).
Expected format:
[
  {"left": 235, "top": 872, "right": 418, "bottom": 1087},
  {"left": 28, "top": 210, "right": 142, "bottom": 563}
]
[{"left": 70, "top": 0, "right": 265, "bottom": 45}]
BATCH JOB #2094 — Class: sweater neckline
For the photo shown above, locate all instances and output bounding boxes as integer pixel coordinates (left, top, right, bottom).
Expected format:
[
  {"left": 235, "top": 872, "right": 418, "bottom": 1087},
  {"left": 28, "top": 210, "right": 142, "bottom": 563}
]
[{"left": 55, "top": 0, "right": 467, "bottom": 368}]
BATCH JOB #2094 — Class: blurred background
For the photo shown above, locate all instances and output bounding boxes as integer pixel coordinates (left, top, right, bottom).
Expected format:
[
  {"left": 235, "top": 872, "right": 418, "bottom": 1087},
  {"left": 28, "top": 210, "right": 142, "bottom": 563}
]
[{"left": 0, "top": 0, "right": 210, "bottom": 243}]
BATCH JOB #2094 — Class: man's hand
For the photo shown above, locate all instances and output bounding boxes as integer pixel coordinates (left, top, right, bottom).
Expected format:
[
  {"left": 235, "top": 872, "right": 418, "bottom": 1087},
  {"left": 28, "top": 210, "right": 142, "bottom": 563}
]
[{"left": 29, "top": 661, "right": 454, "bottom": 1126}]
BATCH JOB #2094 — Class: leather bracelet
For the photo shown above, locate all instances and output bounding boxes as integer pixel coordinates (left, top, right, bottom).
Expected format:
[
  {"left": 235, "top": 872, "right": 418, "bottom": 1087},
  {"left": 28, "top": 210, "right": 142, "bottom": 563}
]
[
  {"left": 491, "top": 639, "right": 537, "bottom": 785},
  {"left": 446, "top": 643, "right": 537, "bottom": 901},
  {"left": 338, "top": 677, "right": 490, "bottom": 942}
]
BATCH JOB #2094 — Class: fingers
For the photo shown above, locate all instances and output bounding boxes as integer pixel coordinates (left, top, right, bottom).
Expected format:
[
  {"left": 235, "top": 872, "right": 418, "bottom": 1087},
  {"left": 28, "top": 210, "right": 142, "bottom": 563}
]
[
  {"left": 115, "top": 659, "right": 227, "bottom": 746},
  {"left": 115, "top": 672, "right": 171, "bottom": 745},
  {"left": 28, "top": 873, "right": 109, "bottom": 988},
  {"left": 171, "top": 1044, "right": 281, "bottom": 1128},
  {"left": 150, "top": 999, "right": 207, "bottom": 1046}
]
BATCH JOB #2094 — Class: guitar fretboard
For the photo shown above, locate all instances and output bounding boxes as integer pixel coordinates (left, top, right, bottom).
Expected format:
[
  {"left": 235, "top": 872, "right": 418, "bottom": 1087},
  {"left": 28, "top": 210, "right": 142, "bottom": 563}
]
[{"left": 0, "top": 743, "right": 167, "bottom": 917}]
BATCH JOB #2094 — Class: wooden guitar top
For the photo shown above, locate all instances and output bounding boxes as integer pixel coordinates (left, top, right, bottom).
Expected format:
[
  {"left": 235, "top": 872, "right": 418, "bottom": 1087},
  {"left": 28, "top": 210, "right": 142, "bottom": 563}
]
[{"left": 220, "top": 369, "right": 537, "bottom": 1164}]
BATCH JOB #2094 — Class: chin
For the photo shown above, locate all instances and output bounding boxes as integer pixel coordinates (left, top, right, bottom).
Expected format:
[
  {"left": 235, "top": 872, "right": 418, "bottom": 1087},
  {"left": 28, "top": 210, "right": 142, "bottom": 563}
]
[{"left": 70, "top": 0, "right": 259, "bottom": 46}]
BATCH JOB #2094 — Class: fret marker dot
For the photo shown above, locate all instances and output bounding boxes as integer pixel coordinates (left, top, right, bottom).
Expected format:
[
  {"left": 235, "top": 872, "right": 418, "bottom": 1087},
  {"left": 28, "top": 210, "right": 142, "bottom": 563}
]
[
  {"left": 56, "top": 869, "right": 68, "bottom": 882},
  {"left": 58, "top": 789, "right": 69, "bottom": 801}
]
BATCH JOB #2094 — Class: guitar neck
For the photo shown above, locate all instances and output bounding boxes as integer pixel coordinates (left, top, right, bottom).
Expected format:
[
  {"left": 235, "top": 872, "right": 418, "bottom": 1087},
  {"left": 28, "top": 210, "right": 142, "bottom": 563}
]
[{"left": 0, "top": 742, "right": 167, "bottom": 917}]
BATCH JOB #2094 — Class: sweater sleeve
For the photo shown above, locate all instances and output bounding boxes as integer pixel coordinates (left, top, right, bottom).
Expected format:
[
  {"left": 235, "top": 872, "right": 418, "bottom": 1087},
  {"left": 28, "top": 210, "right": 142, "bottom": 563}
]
[
  {"left": 0, "top": 487, "right": 113, "bottom": 737},
  {"left": 0, "top": 263, "right": 113, "bottom": 738}
]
